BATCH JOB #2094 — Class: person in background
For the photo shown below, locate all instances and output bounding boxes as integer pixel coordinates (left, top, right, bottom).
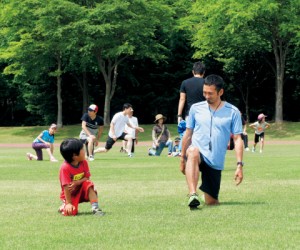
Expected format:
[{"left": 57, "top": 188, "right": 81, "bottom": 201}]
[
  {"left": 249, "top": 113, "right": 270, "bottom": 153},
  {"left": 26, "top": 123, "right": 58, "bottom": 162},
  {"left": 178, "top": 119, "right": 187, "bottom": 152},
  {"left": 180, "top": 74, "right": 244, "bottom": 209},
  {"left": 120, "top": 108, "right": 139, "bottom": 156},
  {"left": 94, "top": 103, "right": 144, "bottom": 158},
  {"left": 241, "top": 112, "right": 249, "bottom": 151},
  {"left": 79, "top": 104, "right": 104, "bottom": 161},
  {"left": 170, "top": 137, "right": 181, "bottom": 157},
  {"left": 58, "top": 138, "right": 105, "bottom": 216},
  {"left": 177, "top": 61, "right": 206, "bottom": 124},
  {"left": 148, "top": 114, "right": 173, "bottom": 156}
]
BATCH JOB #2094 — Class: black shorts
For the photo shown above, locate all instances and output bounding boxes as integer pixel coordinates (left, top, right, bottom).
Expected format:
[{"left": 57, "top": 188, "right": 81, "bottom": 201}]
[
  {"left": 199, "top": 154, "right": 222, "bottom": 200},
  {"left": 254, "top": 133, "right": 264, "bottom": 143},
  {"left": 105, "top": 132, "right": 128, "bottom": 150}
]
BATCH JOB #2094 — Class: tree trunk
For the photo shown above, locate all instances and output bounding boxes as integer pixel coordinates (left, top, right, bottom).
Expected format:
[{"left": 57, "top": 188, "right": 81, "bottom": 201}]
[
  {"left": 82, "top": 71, "right": 89, "bottom": 113},
  {"left": 97, "top": 55, "right": 113, "bottom": 125},
  {"left": 56, "top": 56, "right": 63, "bottom": 127},
  {"left": 272, "top": 36, "right": 287, "bottom": 123}
]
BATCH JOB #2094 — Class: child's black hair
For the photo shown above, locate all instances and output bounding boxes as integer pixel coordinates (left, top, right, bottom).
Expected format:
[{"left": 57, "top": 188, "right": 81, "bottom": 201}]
[{"left": 60, "top": 138, "right": 83, "bottom": 163}]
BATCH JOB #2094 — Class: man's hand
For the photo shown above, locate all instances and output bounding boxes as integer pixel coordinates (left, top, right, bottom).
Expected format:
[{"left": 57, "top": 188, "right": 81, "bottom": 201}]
[
  {"left": 137, "top": 127, "right": 144, "bottom": 132},
  {"left": 234, "top": 167, "right": 243, "bottom": 185},
  {"left": 179, "top": 157, "right": 186, "bottom": 175}
]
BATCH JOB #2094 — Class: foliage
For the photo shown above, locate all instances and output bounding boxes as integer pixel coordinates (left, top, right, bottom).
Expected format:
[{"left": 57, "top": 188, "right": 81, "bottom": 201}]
[
  {"left": 0, "top": 0, "right": 300, "bottom": 126},
  {"left": 188, "top": 0, "right": 300, "bottom": 122}
]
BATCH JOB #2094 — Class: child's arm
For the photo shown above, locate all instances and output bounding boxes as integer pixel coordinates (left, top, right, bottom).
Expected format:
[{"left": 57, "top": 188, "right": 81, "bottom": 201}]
[
  {"left": 63, "top": 185, "right": 75, "bottom": 215},
  {"left": 68, "top": 177, "right": 89, "bottom": 193}
]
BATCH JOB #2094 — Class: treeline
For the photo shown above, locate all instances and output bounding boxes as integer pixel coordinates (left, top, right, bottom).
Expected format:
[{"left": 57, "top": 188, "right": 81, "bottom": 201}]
[{"left": 0, "top": 0, "right": 299, "bottom": 126}]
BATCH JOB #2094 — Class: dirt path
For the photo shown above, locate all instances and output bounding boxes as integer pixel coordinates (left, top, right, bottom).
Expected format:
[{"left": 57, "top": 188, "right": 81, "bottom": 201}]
[{"left": 1, "top": 140, "right": 300, "bottom": 148}]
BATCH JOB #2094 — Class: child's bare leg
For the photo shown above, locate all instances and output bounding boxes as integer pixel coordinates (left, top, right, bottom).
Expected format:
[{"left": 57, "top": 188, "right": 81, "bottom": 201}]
[
  {"left": 46, "top": 147, "right": 58, "bottom": 161},
  {"left": 88, "top": 188, "right": 105, "bottom": 216}
]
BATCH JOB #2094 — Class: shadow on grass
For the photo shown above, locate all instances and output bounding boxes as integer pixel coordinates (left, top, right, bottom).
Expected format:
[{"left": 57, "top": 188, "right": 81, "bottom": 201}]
[{"left": 221, "top": 201, "right": 266, "bottom": 206}]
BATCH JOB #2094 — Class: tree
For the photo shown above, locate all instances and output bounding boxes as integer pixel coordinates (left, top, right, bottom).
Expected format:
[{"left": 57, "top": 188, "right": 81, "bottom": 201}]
[
  {"left": 0, "top": 0, "right": 86, "bottom": 126},
  {"left": 188, "top": 0, "right": 300, "bottom": 123},
  {"left": 81, "top": 0, "right": 174, "bottom": 125}
]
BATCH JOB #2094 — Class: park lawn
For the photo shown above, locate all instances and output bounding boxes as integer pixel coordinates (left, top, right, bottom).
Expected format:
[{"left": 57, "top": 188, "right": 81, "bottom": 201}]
[
  {"left": 0, "top": 122, "right": 300, "bottom": 144},
  {"left": 0, "top": 143, "right": 299, "bottom": 249}
]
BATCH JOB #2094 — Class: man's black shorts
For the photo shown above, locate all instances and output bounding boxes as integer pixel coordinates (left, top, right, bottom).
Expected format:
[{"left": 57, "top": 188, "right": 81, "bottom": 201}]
[
  {"left": 105, "top": 132, "right": 128, "bottom": 150},
  {"left": 199, "top": 154, "right": 222, "bottom": 200}
]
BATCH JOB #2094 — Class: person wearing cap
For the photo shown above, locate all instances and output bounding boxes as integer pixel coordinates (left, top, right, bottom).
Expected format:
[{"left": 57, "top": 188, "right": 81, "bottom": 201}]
[
  {"left": 148, "top": 114, "right": 173, "bottom": 156},
  {"left": 94, "top": 103, "right": 144, "bottom": 157},
  {"left": 26, "top": 123, "right": 58, "bottom": 162},
  {"left": 249, "top": 113, "right": 270, "bottom": 153},
  {"left": 180, "top": 74, "right": 244, "bottom": 209},
  {"left": 177, "top": 61, "right": 206, "bottom": 124},
  {"left": 79, "top": 104, "right": 104, "bottom": 161}
]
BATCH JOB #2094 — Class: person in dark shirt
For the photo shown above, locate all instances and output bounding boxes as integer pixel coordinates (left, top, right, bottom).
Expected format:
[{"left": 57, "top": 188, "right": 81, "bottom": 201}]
[
  {"left": 177, "top": 61, "right": 206, "bottom": 124},
  {"left": 79, "top": 104, "right": 104, "bottom": 161}
]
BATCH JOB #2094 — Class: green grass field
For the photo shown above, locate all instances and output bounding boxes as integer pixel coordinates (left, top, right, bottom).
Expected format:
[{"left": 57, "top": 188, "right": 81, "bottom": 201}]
[{"left": 0, "top": 124, "right": 300, "bottom": 249}]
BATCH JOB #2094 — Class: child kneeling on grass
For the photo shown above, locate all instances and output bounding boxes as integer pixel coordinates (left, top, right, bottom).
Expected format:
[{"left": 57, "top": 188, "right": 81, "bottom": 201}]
[{"left": 58, "top": 138, "right": 105, "bottom": 216}]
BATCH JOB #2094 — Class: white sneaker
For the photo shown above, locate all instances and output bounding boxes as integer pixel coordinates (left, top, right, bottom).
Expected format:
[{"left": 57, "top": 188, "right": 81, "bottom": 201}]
[
  {"left": 50, "top": 157, "right": 58, "bottom": 162},
  {"left": 245, "top": 147, "right": 250, "bottom": 151},
  {"left": 88, "top": 155, "right": 95, "bottom": 161},
  {"left": 26, "top": 153, "right": 33, "bottom": 160},
  {"left": 252, "top": 148, "right": 255, "bottom": 153},
  {"left": 260, "top": 150, "right": 262, "bottom": 153},
  {"left": 128, "top": 154, "right": 133, "bottom": 158}
]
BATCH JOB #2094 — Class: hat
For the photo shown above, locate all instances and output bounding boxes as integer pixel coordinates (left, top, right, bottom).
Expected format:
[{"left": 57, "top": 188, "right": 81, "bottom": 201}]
[
  {"left": 174, "top": 137, "right": 180, "bottom": 142},
  {"left": 50, "top": 123, "right": 57, "bottom": 129},
  {"left": 258, "top": 113, "right": 267, "bottom": 120},
  {"left": 88, "top": 104, "right": 98, "bottom": 112},
  {"left": 154, "top": 114, "right": 166, "bottom": 123}
]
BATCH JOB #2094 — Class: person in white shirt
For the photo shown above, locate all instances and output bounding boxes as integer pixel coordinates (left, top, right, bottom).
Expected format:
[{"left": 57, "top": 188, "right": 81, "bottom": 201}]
[
  {"left": 120, "top": 109, "right": 139, "bottom": 155},
  {"left": 94, "top": 103, "right": 144, "bottom": 157}
]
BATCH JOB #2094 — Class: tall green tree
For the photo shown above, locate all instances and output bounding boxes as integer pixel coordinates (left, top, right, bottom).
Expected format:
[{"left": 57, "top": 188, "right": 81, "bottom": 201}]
[
  {"left": 0, "top": 0, "right": 86, "bottom": 126},
  {"left": 81, "top": 0, "right": 174, "bottom": 125},
  {"left": 188, "top": 0, "right": 300, "bottom": 123}
]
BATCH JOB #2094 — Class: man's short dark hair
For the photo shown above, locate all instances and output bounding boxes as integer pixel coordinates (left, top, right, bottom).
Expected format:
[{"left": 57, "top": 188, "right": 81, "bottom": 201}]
[
  {"left": 60, "top": 138, "right": 83, "bottom": 163},
  {"left": 193, "top": 61, "right": 206, "bottom": 75},
  {"left": 123, "top": 103, "right": 132, "bottom": 110},
  {"left": 204, "top": 74, "right": 224, "bottom": 92}
]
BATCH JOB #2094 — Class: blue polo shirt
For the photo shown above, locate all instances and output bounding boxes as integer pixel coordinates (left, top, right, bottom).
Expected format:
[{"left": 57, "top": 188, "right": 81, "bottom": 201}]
[{"left": 187, "top": 101, "right": 242, "bottom": 170}]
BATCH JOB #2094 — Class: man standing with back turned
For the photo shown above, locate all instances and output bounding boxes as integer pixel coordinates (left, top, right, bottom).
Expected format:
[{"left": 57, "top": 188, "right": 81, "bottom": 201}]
[
  {"left": 180, "top": 74, "right": 244, "bottom": 209},
  {"left": 177, "top": 61, "right": 206, "bottom": 124}
]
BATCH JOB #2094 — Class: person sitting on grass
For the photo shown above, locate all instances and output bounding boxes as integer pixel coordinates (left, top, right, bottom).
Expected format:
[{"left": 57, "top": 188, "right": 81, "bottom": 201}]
[
  {"left": 26, "top": 123, "right": 58, "bottom": 162},
  {"left": 58, "top": 138, "right": 105, "bottom": 216},
  {"left": 170, "top": 137, "right": 181, "bottom": 157},
  {"left": 148, "top": 114, "right": 173, "bottom": 156}
]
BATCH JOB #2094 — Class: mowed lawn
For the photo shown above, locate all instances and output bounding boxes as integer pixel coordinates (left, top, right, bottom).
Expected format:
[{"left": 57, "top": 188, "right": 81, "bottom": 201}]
[{"left": 0, "top": 124, "right": 299, "bottom": 249}]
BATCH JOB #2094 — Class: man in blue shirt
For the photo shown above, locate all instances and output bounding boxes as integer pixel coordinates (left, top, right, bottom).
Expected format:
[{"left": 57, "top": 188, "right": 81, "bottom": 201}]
[{"left": 180, "top": 74, "right": 244, "bottom": 208}]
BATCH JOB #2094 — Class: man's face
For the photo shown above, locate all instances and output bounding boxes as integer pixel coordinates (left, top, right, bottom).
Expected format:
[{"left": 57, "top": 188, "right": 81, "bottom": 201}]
[
  {"left": 125, "top": 107, "right": 133, "bottom": 115},
  {"left": 203, "top": 85, "right": 223, "bottom": 104},
  {"left": 88, "top": 109, "right": 96, "bottom": 117}
]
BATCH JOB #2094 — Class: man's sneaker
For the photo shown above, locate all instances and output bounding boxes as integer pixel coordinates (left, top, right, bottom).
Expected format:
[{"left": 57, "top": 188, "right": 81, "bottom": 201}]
[
  {"left": 188, "top": 193, "right": 200, "bottom": 208},
  {"left": 26, "top": 153, "right": 33, "bottom": 161},
  {"left": 88, "top": 155, "right": 95, "bottom": 161},
  {"left": 128, "top": 153, "right": 133, "bottom": 158},
  {"left": 252, "top": 148, "right": 255, "bottom": 153},
  {"left": 92, "top": 208, "right": 105, "bottom": 216},
  {"left": 245, "top": 147, "right": 250, "bottom": 151},
  {"left": 260, "top": 149, "right": 262, "bottom": 153}
]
